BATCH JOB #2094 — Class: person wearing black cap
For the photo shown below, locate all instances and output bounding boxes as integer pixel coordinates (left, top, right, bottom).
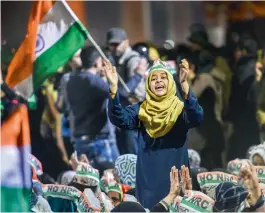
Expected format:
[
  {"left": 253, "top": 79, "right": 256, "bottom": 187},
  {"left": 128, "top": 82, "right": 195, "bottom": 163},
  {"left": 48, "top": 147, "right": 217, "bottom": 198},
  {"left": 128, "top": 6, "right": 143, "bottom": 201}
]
[
  {"left": 66, "top": 46, "right": 120, "bottom": 166},
  {"left": 106, "top": 27, "right": 146, "bottom": 104},
  {"left": 132, "top": 42, "right": 152, "bottom": 66},
  {"left": 66, "top": 46, "right": 144, "bottom": 166},
  {"left": 227, "top": 37, "right": 263, "bottom": 161},
  {"left": 106, "top": 27, "right": 147, "bottom": 155}
]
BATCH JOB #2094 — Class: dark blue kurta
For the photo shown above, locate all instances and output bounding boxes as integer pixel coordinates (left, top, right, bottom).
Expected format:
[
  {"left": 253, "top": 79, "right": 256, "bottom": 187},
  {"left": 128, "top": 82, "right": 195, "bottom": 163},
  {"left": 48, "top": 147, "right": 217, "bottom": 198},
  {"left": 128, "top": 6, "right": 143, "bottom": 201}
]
[{"left": 108, "top": 89, "right": 203, "bottom": 209}]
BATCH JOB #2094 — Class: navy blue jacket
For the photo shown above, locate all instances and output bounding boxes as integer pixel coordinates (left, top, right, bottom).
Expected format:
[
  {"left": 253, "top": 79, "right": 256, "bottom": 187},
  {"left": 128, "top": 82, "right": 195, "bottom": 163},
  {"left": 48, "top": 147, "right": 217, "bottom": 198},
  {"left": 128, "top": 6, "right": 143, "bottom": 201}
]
[
  {"left": 108, "top": 88, "right": 203, "bottom": 208},
  {"left": 66, "top": 71, "right": 142, "bottom": 137}
]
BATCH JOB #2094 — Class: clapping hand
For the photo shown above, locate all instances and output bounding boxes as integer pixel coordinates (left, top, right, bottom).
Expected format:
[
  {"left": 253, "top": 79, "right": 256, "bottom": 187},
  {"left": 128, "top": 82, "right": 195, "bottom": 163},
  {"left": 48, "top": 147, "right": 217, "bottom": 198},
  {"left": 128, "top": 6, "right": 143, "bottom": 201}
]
[
  {"left": 69, "top": 152, "right": 90, "bottom": 171},
  {"left": 161, "top": 166, "right": 181, "bottom": 209},
  {"left": 103, "top": 59, "right": 118, "bottom": 96},
  {"left": 179, "top": 59, "right": 189, "bottom": 83},
  {"left": 169, "top": 166, "right": 181, "bottom": 196},
  {"left": 180, "top": 165, "right": 192, "bottom": 193},
  {"left": 238, "top": 164, "right": 261, "bottom": 205},
  {"left": 179, "top": 59, "right": 190, "bottom": 96}
]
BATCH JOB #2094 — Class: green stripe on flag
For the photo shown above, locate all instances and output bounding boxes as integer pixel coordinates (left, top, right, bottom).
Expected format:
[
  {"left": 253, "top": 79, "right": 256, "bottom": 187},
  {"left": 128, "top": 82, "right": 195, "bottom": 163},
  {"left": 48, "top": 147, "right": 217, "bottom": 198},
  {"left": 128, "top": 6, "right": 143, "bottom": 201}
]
[
  {"left": 33, "top": 21, "right": 88, "bottom": 90},
  {"left": 1, "top": 187, "right": 31, "bottom": 212}
]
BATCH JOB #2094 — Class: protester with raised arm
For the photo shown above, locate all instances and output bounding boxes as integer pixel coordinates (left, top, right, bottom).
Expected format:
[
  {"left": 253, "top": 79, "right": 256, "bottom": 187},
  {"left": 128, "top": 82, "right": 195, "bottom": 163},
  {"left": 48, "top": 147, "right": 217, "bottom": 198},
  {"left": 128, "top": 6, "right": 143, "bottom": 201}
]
[{"left": 104, "top": 58, "right": 203, "bottom": 208}]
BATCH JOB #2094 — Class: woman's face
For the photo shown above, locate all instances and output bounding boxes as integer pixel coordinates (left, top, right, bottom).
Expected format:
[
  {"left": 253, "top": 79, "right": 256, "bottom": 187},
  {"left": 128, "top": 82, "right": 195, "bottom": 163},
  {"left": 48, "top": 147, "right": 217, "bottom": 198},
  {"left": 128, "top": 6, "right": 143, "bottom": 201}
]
[
  {"left": 107, "top": 191, "right": 122, "bottom": 207},
  {"left": 252, "top": 154, "right": 265, "bottom": 166},
  {"left": 149, "top": 70, "right": 169, "bottom": 97}
]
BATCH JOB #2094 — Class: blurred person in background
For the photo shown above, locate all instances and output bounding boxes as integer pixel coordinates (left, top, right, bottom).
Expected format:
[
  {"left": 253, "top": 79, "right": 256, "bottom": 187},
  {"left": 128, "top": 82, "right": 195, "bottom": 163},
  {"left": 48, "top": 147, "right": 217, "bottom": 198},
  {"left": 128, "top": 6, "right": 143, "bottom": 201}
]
[
  {"left": 188, "top": 149, "right": 208, "bottom": 191},
  {"left": 106, "top": 27, "right": 147, "bottom": 155},
  {"left": 66, "top": 46, "right": 120, "bottom": 167},
  {"left": 132, "top": 42, "right": 153, "bottom": 67},
  {"left": 106, "top": 183, "right": 124, "bottom": 207},
  {"left": 257, "top": 49, "right": 265, "bottom": 141},
  {"left": 224, "top": 32, "right": 242, "bottom": 69},
  {"left": 248, "top": 142, "right": 265, "bottom": 166},
  {"left": 158, "top": 39, "right": 177, "bottom": 62},
  {"left": 41, "top": 72, "right": 68, "bottom": 163},
  {"left": 42, "top": 49, "right": 83, "bottom": 165},
  {"left": 146, "top": 42, "right": 160, "bottom": 62},
  {"left": 107, "top": 27, "right": 146, "bottom": 103},
  {"left": 187, "top": 50, "right": 226, "bottom": 170},
  {"left": 187, "top": 23, "right": 232, "bottom": 117},
  {"left": 28, "top": 51, "right": 83, "bottom": 179},
  {"left": 55, "top": 49, "right": 83, "bottom": 159},
  {"left": 29, "top": 84, "right": 69, "bottom": 179},
  {"left": 1, "top": 69, "right": 26, "bottom": 123},
  {"left": 0, "top": 59, "right": 76, "bottom": 179},
  {"left": 227, "top": 37, "right": 263, "bottom": 161}
]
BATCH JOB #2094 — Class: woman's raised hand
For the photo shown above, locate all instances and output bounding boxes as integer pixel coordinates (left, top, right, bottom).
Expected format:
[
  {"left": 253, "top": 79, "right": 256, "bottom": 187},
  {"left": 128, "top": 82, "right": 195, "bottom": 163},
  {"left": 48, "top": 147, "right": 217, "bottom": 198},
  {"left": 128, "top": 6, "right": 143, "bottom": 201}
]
[
  {"left": 103, "top": 59, "right": 118, "bottom": 95},
  {"left": 179, "top": 59, "right": 189, "bottom": 83},
  {"left": 179, "top": 59, "right": 190, "bottom": 97}
]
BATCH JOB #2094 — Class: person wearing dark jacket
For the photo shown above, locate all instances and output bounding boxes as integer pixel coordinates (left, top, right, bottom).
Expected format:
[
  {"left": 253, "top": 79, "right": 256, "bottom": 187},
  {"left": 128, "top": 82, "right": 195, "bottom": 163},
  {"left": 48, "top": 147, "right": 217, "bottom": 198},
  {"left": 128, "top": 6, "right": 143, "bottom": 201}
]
[
  {"left": 104, "top": 58, "right": 203, "bottom": 208},
  {"left": 227, "top": 38, "right": 262, "bottom": 160},
  {"left": 187, "top": 23, "right": 232, "bottom": 115},
  {"left": 107, "top": 27, "right": 148, "bottom": 155},
  {"left": 66, "top": 46, "right": 144, "bottom": 167},
  {"left": 190, "top": 50, "right": 226, "bottom": 169}
]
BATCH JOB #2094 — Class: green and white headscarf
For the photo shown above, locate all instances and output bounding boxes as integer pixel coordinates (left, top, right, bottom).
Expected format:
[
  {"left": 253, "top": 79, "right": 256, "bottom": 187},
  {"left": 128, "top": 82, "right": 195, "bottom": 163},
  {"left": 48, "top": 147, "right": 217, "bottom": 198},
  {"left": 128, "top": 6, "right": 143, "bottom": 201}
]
[
  {"left": 249, "top": 142, "right": 265, "bottom": 165},
  {"left": 72, "top": 163, "right": 100, "bottom": 187}
]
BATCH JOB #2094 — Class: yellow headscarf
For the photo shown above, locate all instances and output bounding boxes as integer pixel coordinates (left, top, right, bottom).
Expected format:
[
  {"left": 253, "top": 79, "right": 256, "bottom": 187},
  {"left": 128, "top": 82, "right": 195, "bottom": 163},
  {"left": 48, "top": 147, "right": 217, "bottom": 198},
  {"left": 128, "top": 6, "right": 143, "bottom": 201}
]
[{"left": 138, "top": 59, "right": 184, "bottom": 138}]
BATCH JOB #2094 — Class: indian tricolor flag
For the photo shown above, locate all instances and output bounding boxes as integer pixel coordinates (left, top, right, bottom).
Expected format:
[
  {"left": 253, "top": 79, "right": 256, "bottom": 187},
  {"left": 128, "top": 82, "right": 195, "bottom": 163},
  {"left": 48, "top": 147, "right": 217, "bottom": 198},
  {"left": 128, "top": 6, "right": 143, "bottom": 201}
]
[
  {"left": 1, "top": 105, "right": 31, "bottom": 212},
  {"left": 5, "top": 0, "right": 88, "bottom": 99}
]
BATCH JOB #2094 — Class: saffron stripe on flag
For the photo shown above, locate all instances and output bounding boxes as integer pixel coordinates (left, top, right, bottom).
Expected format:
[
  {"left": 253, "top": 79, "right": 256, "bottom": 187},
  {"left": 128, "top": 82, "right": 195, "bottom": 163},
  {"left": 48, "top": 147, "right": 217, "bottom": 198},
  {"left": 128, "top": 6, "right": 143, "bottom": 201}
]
[
  {"left": 5, "top": 1, "right": 54, "bottom": 89},
  {"left": 6, "top": 0, "right": 88, "bottom": 99}
]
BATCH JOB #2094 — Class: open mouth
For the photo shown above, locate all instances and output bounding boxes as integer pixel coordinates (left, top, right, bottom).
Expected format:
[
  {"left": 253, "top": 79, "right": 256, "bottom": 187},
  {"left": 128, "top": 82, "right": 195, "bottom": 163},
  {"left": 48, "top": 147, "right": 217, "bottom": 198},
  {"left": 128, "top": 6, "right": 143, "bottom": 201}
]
[{"left": 155, "top": 85, "right": 165, "bottom": 91}]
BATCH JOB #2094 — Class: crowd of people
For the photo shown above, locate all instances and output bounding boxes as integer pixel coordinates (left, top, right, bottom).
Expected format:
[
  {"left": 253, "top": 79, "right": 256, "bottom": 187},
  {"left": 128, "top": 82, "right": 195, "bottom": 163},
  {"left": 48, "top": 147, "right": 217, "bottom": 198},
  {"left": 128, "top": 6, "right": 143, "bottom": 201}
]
[{"left": 1, "top": 22, "right": 265, "bottom": 212}]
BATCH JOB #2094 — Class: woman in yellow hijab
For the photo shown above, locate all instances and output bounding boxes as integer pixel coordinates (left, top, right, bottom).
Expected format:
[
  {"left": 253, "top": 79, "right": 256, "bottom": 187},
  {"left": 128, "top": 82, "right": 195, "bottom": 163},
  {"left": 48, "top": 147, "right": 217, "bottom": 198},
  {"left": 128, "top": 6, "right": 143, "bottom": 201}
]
[{"left": 104, "top": 58, "right": 203, "bottom": 209}]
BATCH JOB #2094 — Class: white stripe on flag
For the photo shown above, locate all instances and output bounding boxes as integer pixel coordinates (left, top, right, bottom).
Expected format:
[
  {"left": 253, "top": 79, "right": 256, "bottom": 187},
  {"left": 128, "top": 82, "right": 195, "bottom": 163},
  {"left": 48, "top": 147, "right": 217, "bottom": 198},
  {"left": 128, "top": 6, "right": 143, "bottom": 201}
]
[
  {"left": 35, "top": 1, "right": 76, "bottom": 59},
  {"left": 1, "top": 146, "right": 31, "bottom": 188}
]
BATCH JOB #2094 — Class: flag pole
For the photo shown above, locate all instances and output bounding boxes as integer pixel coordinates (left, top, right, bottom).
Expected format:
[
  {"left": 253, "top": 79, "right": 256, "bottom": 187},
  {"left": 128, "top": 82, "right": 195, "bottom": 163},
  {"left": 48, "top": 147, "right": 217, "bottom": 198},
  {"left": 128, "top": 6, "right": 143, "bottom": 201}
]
[
  {"left": 61, "top": 0, "right": 131, "bottom": 94},
  {"left": 86, "top": 33, "right": 131, "bottom": 94}
]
